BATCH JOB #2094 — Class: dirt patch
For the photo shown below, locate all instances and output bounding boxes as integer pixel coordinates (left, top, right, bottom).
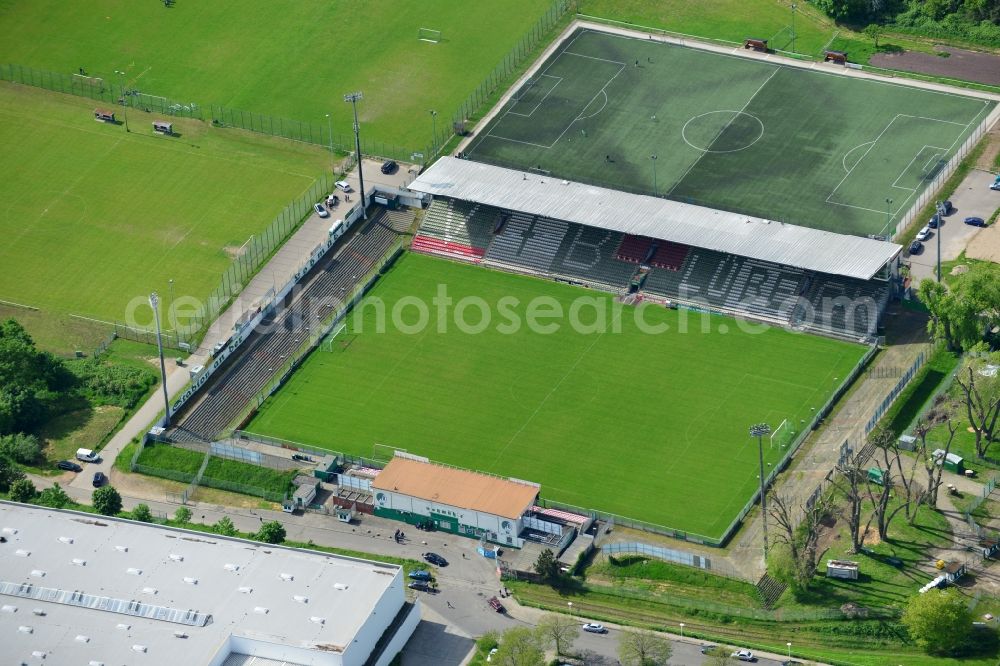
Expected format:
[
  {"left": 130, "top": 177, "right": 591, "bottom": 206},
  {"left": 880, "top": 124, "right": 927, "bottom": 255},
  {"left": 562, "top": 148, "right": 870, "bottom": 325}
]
[
  {"left": 861, "top": 526, "right": 882, "bottom": 547},
  {"left": 870, "top": 46, "right": 1000, "bottom": 86},
  {"left": 965, "top": 223, "right": 1000, "bottom": 263},
  {"left": 223, "top": 245, "right": 245, "bottom": 259},
  {"left": 978, "top": 125, "right": 1000, "bottom": 172}
]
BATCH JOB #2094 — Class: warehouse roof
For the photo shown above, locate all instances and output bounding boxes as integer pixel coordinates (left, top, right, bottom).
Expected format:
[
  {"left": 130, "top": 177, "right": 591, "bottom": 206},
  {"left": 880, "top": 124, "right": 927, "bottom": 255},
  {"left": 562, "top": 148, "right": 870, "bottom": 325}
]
[
  {"left": 0, "top": 502, "right": 405, "bottom": 666},
  {"left": 372, "top": 457, "right": 539, "bottom": 520},
  {"left": 409, "top": 157, "right": 901, "bottom": 280}
]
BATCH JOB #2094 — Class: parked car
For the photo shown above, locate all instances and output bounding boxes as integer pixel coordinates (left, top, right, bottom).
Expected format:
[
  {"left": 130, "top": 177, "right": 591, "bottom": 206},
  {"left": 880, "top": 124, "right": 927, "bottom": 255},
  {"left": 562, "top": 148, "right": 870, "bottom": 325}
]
[
  {"left": 335, "top": 180, "right": 353, "bottom": 193},
  {"left": 314, "top": 202, "right": 330, "bottom": 218},
  {"left": 782, "top": 661, "right": 803, "bottom": 666},
  {"left": 423, "top": 552, "right": 448, "bottom": 566},
  {"left": 380, "top": 160, "right": 398, "bottom": 175},
  {"left": 732, "top": 650, "right": 757, "bottom": 662},
  {"left": 408, "top": 570, "right": 432, "bottom": 581},
  {"left": 927, "top": 213, "right": 940, "bottom": 228},
  {"left": 908, "top": 240, "right": 923, "bottom": 255},
  {"left": 56, "top": 460, "right": 82, "bottom": 473},
  {"left": 407, "top": 581, "right": 430, "bottom": 591},
  {"left": 915, "top": 226, "right": 932, "bottom": 241},
  {"left": 700, "top": 644, "right": 718, "bottom": 654},
  {"left": 964, "top": 216, "right": 987, "bottom": 227},
  {"left": 92, "top": 471, "right": 107, "bottom": 487},
  {"left": 941, "top": 200, "right": 953, "bottom": 215},
  {"left": 291, "top": 453, "right": 314, "bottom": 463},
  {"left": 582, "top": 623, "right": 607, "bottom": 634},
  {"left": 487, "top": 596, "right": 506, "bottom": 613}
]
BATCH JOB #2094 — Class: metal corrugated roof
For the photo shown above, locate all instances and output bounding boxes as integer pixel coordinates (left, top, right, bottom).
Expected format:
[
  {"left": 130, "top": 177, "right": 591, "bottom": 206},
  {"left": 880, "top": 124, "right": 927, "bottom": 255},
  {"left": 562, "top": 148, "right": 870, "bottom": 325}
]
[{"left": 410, "top": 157, "right": 900, "bottom": 280}]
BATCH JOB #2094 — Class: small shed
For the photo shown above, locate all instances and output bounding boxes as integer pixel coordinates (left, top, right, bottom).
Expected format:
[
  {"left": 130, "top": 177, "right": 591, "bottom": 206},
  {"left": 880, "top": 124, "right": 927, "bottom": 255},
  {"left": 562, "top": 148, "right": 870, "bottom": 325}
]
[
  {"left": 824, "top": 50, "right": 848, "bottom": 64},
  {"left": 153, "top": 120, "right": 173, "bottom": 135},
  {"left": 943, "top": 560, "right": 966, "bottom": 584},
  {"left": 743, "top": 38, "right": 768, "bottom": 52},
  {"left": 826, "top": 559, "right": 859, "bottom": 580},
  {"left": 898, "top": 434, "right": 917, "bottom": 451},
  {"left": 979, "top": 536, "right": 999, "bottom": 559},
  {"left": 94, "top": 108, "right": 116, "bottom": 122},
  {"left": 867, "top": 467, "right": 885, "bottom": 485},
  {"left": 932, "top": 449, "right": 964, "bottom": 474}
]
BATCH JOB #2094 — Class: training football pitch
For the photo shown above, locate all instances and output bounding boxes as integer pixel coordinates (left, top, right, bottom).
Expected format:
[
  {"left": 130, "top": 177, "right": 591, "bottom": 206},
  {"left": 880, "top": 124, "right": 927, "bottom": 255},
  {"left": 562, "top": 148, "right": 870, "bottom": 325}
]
[
  {"left": 465, "top": 28, "right": 995, "bottom": 237},
  {"left": 0, "top": 82, "right": 329, "bottom": 323},
  {"left": 247, "top": 253, "right": 867, "bottom": 539},
  {"left": 0, "top": 0, "right": 555, "bottom": 151}
]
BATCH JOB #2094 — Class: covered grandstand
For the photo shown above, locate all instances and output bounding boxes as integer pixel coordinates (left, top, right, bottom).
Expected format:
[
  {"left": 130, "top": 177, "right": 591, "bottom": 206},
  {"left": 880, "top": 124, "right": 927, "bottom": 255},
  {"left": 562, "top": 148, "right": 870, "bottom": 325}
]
[{"left": 408, "top": 157, "right": 902, "bottom": 340}]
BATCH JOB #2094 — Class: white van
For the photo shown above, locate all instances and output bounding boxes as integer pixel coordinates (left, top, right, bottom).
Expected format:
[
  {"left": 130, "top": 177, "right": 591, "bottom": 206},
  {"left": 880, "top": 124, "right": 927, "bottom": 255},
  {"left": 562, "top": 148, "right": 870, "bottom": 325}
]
[
  {"left": 76, "top": 448, "right": 99, "bottom": 463},
  {"left": 335, "top": 180, "right": 353, "bottom": 193}
]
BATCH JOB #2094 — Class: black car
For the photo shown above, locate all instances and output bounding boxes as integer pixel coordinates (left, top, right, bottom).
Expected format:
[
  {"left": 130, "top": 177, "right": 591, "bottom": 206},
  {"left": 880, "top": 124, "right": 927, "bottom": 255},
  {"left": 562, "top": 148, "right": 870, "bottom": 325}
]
[
  {"left": 380, "top": 160, "right": 398, "bottom": 175},
  {"left": 964, "top": 216, "right": 987, "bottom": 227},
  {"left": 423, "top": 552, "right": 448, "bottom": 567},
  {"left": 928, "top": 213, "right": 940, "bottom": 229},
  {"left": 908, "top": 240, "right": 923, "bottom": 255},
  {"left": 407, "top": 581, "right": 430, "bottom": 591},
  {"left": 56, "top": 460, "right": 82, "bottom": 473},
  {"left": 942, "top": 200, "right": 953, "bottom": 215},
  {"left": 92, "top": 471, "right": 107, "bottom": 487}
]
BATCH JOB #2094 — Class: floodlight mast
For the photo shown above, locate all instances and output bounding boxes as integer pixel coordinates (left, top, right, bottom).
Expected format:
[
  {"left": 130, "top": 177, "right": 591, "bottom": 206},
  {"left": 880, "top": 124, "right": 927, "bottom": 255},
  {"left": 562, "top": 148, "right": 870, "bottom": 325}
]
[
  {"left": 149, "top": 292, "right": 171, "bottom": 427},
  {"left": 114, "top": 70, "right": 130, "bottom": 132},
  {"left": 750, "top": 422, "right": 772, "bottom": 557},
  {"left": 344, "top": 92, "right": 367, "bottom": 218}
]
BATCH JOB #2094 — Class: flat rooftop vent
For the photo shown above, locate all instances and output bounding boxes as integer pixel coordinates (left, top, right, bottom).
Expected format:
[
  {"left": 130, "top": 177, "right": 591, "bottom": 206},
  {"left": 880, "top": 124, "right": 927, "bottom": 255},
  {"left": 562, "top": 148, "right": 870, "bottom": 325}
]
[{"left": 58, "top": 536, "right": 74, "bottom": 544}]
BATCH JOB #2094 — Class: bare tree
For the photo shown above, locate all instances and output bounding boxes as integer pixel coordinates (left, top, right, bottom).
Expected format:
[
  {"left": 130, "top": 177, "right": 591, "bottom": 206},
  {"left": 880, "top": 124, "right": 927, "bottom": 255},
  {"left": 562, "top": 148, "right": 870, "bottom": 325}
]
[
  {"left": 863, "top": 426, "right": 923, "bottom": 541},
  {"left": 954, "top": 358, "right": 1000, "bottom": 460},
  {"left": 832, "top": 452, "right": 867, "bottom": 553},
  {"left": 617, "top": 628, "right": 673, "bottom": 666},
  {"left": 768, "top": 490, "right": 830, "bottom": 589},
  {"left": 537, "top": 613, "right": 579, "bottom": 656}
]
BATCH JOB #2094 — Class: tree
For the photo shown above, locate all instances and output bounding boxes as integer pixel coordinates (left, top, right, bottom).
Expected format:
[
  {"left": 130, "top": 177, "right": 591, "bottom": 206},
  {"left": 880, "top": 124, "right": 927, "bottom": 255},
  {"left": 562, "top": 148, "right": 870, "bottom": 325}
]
[
  {"left": 533, "top": 548, "right": 560, "bottom": 583},
  {"left": 0, "top": 433, "right": 43, "bottom": 465},
  {"left": 902, "top": 588, "right": 973, "bottom": 654},
  {"left": 0, "top": 319, "right": 74, "bottom": 435},
  {"left": 863, "top": 23, "right": 883, "bottom": 48},
  {"left": 92, "top": 485, "right": 122, "bottom": 516},
  {"left": 537, "top": 613, "right": 579, "bottom": 656},
  {"left": 174, "top": 506, "right": 192, "bottom": 523},
  {"left": 8, "top": 478, "right": 36, "bottom": 503},
  {"left": 0, "top": 457, "right": 25, "bottom": 493},
  {"left": 254, "top": 520, "right": 285, "bottom": 544},
  {"left": 954, "top": 354, "right": 1000, "bottom": 459},
  {"left": 617, "top": 628, "right": 673, "bottom": 666},
  {"left": 768, "top": 489, "right": 830, "bottom": 590},
  {"left": 915, "top": 405, "right": 959, "bottom": 507},
  {"left": 832, "top": 452, "right": 867, "bottom": 553},
  {"left": 131, "top": 504, "right": 153, "bottom": 523},
  {"left": 36, "top": 483, "right": 70, "bottom": 508},
  {"left": 703, "top": 646, "right": 734, "bottom": 666},
  {"left": 492, "top": 627, "right": 545, "bottom": 666},
  {"left": 214, "top": 516, "right": 238, "bottom": 536}
]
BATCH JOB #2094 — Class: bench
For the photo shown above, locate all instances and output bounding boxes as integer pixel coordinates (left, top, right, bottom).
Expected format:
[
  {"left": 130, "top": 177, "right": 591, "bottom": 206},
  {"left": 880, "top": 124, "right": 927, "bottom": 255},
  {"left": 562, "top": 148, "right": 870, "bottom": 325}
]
[
  {"left": 824, "top": 50, "right": 848, "bottom": 65},
  {"left": 744, "top": 38, "right": 768, "bottom": 52}
]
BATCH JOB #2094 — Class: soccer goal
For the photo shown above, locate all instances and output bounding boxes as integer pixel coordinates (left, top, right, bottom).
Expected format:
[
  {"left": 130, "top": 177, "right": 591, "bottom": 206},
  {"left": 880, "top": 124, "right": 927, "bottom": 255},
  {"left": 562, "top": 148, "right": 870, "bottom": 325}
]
[
  {"left": 770, "top": 418, "right": 789, "bottom": 449},
  {"left": 72, "top": 73, "right": 105, "bottom": 94},
  {"left": 418, "top": 27, "right": 442, "bottom": 43}
]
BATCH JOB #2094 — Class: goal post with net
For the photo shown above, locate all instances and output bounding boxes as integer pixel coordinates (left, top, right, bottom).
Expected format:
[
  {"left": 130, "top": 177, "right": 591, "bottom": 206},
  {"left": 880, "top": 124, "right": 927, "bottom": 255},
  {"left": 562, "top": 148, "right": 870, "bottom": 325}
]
[{"left": 418, "top": 27, "right": 442, "bottom": 43}]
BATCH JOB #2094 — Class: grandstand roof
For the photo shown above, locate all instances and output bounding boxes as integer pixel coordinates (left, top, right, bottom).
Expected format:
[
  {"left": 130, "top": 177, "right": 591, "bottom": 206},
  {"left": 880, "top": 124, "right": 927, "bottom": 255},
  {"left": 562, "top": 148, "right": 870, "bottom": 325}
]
[
  {"left": 0, "top": 502, "right": 407, "bottom": 666},
  {"left": 409, "top": 157, "right": 901, "bottom": 280},
  {"left": 372, "top": 457, "right": 539, "bottom": 519}
]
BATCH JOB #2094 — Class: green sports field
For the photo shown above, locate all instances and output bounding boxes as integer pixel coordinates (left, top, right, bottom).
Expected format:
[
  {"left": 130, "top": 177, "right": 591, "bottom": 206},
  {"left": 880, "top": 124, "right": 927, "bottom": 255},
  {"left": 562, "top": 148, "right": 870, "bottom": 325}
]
[
  {"left": 0, "top": 0, "right": 555, "bottom": 151},
  {"left": 247, "top": 253, "right": 867, "bottom": 539},
  {"left": 465, "top": 28, "right": 995, "bottom": 237},
  {"left": 0, "top": 82, "right": 329, "bottom": 323}
]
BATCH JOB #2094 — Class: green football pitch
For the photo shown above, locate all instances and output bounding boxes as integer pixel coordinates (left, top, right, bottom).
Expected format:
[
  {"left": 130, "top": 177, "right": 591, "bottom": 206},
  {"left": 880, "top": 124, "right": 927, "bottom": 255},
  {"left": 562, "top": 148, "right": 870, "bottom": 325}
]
[
  {"left": 0, "top": 0, "right": 555, "bottom": 151},
  {"left": 465, "top": 28, "right": 995, "bottom": 237},
  {"left": 247, "top": 252, "right": 867, "bottom": 539},
  {"left": 0, "top": 82, "right": 329, "bottom": 323}
]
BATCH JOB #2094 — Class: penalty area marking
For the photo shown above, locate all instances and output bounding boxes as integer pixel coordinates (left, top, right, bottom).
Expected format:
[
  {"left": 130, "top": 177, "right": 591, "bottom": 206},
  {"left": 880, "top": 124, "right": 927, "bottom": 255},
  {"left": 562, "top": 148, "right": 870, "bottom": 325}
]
[
  {"left": 890, "top": 144, "right": 948, "bottom": 192},
  {"left": 506, "top": 75, "right": 564, "bottom": 118}
]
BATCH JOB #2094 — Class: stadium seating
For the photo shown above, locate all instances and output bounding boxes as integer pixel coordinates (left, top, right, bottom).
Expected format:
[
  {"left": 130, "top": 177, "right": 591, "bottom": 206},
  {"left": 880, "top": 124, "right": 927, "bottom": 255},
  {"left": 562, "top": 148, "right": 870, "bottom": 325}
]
[
  {"left": 483, "top": 213, "right": 569, "bottom": 273},
  {"left": 414, "top": 198, "right": 495, "bottom": 262},
  {"left": 649, "top": 241, "right": 690, "bottom": 271},
  {"left": 616, "top": 235, "right": 656, "bottom": 264},
  {"left": 548, "top": 225, "right": 638, "bottom": 291},
  {"left": 170, "top": 211, "right": 403, "bottom": 442},
  {"left": 798, "top": 274, "right": 889, "bottom": 337}
]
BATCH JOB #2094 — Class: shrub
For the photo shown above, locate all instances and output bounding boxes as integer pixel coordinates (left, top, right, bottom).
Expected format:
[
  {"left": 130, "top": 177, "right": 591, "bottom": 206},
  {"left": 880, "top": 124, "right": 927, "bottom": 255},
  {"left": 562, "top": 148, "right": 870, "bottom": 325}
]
[
  {"left": 8, "top": 478, "right": 36, "bottom": 503},
  {"left": 131, "top": 504, "right": 154, "bottom": 523},
  {"left": 0, "top": 433, "right": 44, "bottom": 465},
  {"left": 92, "top": 485, "right": 122, "bottom": 516},
  {"left": 255, "top": 520, "right": 286, "bottom": 544}
]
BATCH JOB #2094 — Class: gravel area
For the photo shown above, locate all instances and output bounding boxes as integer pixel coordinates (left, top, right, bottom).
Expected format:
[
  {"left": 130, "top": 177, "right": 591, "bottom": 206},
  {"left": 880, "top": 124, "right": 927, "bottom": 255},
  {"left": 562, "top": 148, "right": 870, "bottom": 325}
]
[{"left": 870, "top": 46, "right": 1000, "bottom": 87}]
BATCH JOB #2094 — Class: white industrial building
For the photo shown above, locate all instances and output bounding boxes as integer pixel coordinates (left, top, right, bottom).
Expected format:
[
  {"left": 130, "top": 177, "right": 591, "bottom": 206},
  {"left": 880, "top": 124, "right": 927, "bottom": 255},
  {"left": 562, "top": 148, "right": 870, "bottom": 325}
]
[{"left": 0, "top": 501, "right": 420, "bottom": 666}]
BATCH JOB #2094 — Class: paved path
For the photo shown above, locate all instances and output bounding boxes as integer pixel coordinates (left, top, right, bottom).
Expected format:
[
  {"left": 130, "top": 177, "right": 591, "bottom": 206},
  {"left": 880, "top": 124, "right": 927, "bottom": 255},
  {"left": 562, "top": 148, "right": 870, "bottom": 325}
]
[{"left": 909, "top": 168, "right": 1000, "bottom": 283}]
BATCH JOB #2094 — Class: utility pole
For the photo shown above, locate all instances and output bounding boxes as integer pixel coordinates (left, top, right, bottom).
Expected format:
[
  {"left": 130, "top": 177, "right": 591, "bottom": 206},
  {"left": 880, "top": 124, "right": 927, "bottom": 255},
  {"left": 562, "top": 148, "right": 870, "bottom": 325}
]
[
  {"left": 650, "top": 154, "right": 658, "bottom": 195},
  {"left": 325, "top": 113, "right": 335, "bottom": 174},
  {"left": 750, "top": 423, "right": 772, "bottom": 558},
  {"left": 791, "top": 3, "right": 797, "bottom": 54},
  {"left": 114, "top": 69, "right": 130, "bottom": 132}
]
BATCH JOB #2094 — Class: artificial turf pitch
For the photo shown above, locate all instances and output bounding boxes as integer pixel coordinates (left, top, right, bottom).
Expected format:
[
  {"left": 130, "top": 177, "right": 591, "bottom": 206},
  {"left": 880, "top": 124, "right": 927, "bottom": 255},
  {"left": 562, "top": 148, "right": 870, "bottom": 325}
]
[
  {"left": 465, "top": 28, "right": 995, "bottom": 237},
  {"left": 0, "top": 82, "right": 329, "bottom": 323},
  {"left": 248, "top": 252, "right": 867, "bottom": 540}
]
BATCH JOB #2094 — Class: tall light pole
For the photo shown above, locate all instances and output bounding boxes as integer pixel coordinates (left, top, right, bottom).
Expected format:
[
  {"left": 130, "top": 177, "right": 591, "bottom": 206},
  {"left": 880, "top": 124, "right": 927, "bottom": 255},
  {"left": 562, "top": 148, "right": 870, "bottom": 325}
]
[
  {"left": 429, "top": 109, "right": 438, "bottom": 154},
  {"left": 344, "top": 91, "right": 367, "bottom": 217},
  {"left": 149, "top": 293, "right": 171, "bottom": 426},
  {"left": 114, "top": 69, "right": 130, "bottom": 132},
  {"left": 325, "top": 113, "right": 335, "bottom": 174},
  {"left": 936, "top": 201, "right": 944, "bottom": 282},
  {"left": 791, "top": 3, "right": 797, "bottom": 54},
  {"left": 650, "top": 154, "right": 658, "bottom": 195},
  {"left": 167, "top": 279, "right": 174, "bottom": 331},
  {"left": 885, "top": 197, "right": 893, "bottom": 238},
  {"left": 750, "top": 422, "right": 771, "bottom": 557}
]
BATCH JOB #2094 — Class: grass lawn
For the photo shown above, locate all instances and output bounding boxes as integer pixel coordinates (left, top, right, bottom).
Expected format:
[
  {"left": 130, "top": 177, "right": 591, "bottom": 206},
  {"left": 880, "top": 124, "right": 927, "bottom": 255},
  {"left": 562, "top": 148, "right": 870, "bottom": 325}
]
[
  {"left": 465, "top": 27, "right": 994, "bottom": 237},
  {"left": 0, "top": 82, "right": 329, "bottom": 324},
  {"left": 0, "top": 0, "right": 556, "bottom": 151},
  {"left": 135, "top": 442, "right": 296, "bottom": 496},
  {"left": 247, "top": 252, "right": 865, "bottom": 540}
]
